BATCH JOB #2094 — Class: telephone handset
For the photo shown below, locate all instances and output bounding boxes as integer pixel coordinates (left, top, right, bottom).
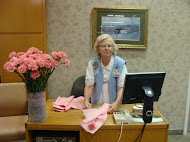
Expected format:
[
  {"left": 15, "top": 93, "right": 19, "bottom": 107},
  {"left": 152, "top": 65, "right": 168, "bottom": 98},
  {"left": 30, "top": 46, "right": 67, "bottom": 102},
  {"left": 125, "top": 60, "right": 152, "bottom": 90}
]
[{"left": 113, "top": 109, "right": 132, "bottom": 124}]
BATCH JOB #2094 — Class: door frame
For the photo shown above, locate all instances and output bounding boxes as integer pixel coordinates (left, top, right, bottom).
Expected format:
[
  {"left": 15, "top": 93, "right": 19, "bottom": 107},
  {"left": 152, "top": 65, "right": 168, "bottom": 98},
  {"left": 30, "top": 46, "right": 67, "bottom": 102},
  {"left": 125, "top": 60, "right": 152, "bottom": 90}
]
[{"left": 183, "top": 67, "right": 190, "bottom": 135}]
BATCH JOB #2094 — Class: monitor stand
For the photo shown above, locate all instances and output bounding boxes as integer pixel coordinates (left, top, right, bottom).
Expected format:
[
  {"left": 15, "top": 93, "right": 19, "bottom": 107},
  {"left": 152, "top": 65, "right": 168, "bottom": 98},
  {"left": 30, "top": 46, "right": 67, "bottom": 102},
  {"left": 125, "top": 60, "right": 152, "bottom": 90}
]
[{"left": 142, "top": 86, "right": 154, "bottom": 123}]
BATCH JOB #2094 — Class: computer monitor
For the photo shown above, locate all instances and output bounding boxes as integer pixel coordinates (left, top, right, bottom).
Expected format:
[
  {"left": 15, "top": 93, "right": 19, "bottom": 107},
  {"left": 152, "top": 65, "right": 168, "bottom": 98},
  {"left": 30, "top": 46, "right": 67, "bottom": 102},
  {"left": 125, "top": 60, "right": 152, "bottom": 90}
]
[{"left": 122, "top": 72, "right": 166, "bottom": 104}]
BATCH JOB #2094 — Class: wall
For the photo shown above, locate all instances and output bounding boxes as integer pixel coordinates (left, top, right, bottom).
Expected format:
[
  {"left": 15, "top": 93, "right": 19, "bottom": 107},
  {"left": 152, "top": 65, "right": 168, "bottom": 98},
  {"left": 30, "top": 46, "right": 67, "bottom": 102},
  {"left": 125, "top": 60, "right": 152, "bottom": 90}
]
[{"left": 46, "top": 0, "right": 190, "bottom": 130}]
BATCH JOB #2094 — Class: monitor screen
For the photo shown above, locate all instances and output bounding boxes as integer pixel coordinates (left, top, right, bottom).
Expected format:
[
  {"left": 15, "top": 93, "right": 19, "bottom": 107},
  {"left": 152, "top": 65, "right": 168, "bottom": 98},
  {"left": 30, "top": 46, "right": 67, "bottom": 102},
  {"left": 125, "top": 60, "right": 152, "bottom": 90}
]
[{"left": 122, "top": 72, "right": 166, "bottom": 104}]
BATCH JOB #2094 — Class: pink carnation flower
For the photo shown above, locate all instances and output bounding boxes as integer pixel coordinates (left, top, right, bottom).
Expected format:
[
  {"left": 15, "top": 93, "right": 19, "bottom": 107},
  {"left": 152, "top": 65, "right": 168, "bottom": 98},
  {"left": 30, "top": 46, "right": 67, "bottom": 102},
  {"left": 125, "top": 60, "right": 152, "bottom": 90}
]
[
  {"left": 88, "top": 122, "right": 96, "bottom": 130},
  {"left": 44, "top": 60, "right": 51, "bottom": 68},
  {"left": 30, "top": 70, "right": 40, "bottom": 79},
  {"left": 26, "top": 47, "right": 43, "bottom": 55},
  {"left": 59, "top": 51, "right": 67, "bottom": 61},
  {"left": 51, "top": 59, "right": 58, "bottom": 68},
  {"left": 28, "top": 61, "right": 38, "bottom": 71},
  {"left": 24, "top": 58, "right": 34, "bottom": 65},
  {"left": 44, "top": 54, "right": 52, "bottom": 60},
  {"left": 64, "top": 59, "right": 70, "bottom": 67},
  {"left": 36, "top": 59, "right": 45, "bottom": 68},
  {"left": 9, "top": 52, "right": 16, "bottom": 58},
  {"left": 28, "top": 54, "right": 36, "bottom": 59},
  {"left": 17, "top": 57, "right": 25, "bottom": 65},
  {"left": 3, "top": 61, "right": 10, "bottom": 70},
  {"left": 18, "top": 54, "right": 27, "bottom": 59},
  {"left": 17, "top": 65, "right": 26, "bottom": 73},
  {"left": 52, "top": 51, "right": 59, "bottom": 60},
  {"left": 3, "top": 62, "right": 16, "bottom": 72},
  {"left": 24, "top": 64, "right": 29, "bottom": 70},
  {"left": 9, "top": 57, "right": 18, "bottom": 66},
  {"left": 17, "top": 52, "right": 25, "bottom": 58}
]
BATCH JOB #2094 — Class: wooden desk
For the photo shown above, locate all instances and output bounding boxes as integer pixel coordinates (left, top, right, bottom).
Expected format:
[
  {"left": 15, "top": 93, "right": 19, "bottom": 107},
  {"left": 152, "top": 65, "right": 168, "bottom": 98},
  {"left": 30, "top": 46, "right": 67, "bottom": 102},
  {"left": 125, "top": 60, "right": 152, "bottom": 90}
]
[{"left": 25, "top": 99, "right": 169, "bottom": 142}]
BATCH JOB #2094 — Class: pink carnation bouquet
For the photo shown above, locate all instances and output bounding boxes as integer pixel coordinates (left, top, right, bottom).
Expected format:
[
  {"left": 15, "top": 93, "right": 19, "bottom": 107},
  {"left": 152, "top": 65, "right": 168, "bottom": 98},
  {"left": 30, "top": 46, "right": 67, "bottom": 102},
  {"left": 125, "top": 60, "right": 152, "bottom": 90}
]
[{"left": 4, "top": 47, "right": 70, "bottom": 92}]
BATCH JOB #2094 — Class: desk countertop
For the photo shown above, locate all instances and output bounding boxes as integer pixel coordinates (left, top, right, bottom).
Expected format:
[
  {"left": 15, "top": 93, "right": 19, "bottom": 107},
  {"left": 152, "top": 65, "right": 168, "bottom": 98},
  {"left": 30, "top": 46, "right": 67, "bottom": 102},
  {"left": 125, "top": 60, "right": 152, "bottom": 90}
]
[{"left": 26, "top": 99, "right": 169, "bottom": 131}]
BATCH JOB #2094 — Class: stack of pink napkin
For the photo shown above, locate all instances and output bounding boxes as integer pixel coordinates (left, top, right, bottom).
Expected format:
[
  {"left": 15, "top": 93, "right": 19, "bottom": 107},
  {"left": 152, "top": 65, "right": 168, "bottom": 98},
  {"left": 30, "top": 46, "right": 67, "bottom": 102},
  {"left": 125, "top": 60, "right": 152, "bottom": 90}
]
[
  {"left": 53, "top": 96, "right": 84, "bottom": 112},
  {"left": 80, "top": 103, "right": 110, "bottom": 134}
]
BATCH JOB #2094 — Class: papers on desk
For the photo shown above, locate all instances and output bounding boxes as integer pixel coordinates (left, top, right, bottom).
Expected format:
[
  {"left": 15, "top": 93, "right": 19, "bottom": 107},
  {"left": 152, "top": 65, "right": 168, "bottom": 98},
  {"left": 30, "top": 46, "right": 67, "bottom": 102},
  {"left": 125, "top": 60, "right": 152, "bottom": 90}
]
[{"left": 132, "top": 117, "right": 164, "bottom": 123}]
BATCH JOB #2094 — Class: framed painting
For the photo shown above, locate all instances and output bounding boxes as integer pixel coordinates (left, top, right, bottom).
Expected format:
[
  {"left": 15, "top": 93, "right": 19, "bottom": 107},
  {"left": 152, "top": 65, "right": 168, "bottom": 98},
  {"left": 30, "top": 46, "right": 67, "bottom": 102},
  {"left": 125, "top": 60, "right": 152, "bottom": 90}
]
[{"left": 92, "top": 8, "right": 148, "bottom": 49}]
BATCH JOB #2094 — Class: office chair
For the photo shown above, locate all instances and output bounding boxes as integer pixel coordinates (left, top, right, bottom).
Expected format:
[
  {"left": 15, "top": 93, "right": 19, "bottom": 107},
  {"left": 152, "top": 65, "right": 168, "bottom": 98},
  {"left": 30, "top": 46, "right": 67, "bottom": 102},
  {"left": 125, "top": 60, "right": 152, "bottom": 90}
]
[{"left": 71, "top": 75, "right": 85, "bottom": 98}]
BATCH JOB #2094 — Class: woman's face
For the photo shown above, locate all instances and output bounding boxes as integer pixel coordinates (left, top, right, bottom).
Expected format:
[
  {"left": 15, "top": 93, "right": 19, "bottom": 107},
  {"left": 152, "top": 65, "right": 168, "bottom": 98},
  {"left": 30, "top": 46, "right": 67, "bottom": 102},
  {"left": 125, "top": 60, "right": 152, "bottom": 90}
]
[{"left": 98, "top": 38, "right": 113, "bottom": 58}]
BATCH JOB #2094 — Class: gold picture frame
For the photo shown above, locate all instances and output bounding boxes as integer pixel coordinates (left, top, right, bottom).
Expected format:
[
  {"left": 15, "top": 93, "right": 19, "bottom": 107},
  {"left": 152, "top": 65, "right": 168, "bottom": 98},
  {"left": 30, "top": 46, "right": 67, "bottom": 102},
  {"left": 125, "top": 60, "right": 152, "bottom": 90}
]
[{"left": 92, "top": 8, "right": 148, "bottom": 49}]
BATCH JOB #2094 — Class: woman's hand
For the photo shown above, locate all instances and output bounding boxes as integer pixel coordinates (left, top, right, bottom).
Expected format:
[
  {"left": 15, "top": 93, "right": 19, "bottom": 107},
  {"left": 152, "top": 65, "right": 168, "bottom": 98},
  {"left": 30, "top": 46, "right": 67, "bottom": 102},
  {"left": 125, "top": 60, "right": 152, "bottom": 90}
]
[
  {"left": 107, "top": 87, "right": 124, "bottom": 113},
  {"left": 107, "top": 102, "right": 118, "bottom": 114},
  {"left": 84, "top": 100, "right": 92, "bottom": 109}
]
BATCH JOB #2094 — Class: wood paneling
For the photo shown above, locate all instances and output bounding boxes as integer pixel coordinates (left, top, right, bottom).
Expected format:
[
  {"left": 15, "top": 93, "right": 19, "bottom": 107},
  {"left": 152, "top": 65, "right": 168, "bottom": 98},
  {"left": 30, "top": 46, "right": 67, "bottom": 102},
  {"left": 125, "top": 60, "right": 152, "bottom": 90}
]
[
  {"left": 0, "top": 0, "right": 43, "bottom": 33},
  {"left": 0, "top": 35, "right": 45, "bottom": 82},
  {"left": 0, "top": 0, "right": 47, "bottom": 97}
]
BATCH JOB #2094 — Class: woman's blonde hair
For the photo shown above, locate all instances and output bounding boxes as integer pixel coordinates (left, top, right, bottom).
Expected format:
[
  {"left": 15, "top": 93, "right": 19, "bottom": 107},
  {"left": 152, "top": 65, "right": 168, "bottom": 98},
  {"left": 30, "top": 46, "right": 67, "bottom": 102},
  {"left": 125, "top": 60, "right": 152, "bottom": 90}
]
[{"left": 94, "top": 34, "right": 118, "bottom": 58}]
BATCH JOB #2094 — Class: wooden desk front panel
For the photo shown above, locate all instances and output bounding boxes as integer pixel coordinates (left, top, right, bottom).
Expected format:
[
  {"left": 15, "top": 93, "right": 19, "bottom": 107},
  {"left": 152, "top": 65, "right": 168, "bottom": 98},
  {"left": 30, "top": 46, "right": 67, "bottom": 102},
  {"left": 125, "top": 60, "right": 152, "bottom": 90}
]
[{"left": 80, "top": 128, "right": 168, "bottom": 142}]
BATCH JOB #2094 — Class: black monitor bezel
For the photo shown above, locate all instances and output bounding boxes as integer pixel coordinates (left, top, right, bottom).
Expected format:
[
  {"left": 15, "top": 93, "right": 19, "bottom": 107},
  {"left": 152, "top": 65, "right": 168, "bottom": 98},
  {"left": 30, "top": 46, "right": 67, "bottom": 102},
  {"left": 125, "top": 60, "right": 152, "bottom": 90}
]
[{"left": 122, "top": 72, "right": 166, "bottom": 104}]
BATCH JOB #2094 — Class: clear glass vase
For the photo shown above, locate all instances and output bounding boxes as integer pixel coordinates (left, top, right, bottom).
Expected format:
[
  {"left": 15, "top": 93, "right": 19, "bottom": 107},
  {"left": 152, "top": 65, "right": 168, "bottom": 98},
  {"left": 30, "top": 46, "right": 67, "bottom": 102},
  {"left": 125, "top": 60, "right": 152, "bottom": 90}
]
[{"left": 28, "top": 91, "right": 46, "bottom": 123}]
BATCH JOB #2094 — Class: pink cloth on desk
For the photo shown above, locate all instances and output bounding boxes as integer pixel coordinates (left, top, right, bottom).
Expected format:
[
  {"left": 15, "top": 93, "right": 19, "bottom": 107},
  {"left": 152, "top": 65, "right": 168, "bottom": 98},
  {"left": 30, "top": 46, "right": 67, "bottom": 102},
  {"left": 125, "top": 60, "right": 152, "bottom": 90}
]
[
  {"left": 80, "top": 103, "right": 110, "bottom": 134},
  {"left": 69, "top": 96, "right": 84, "bottom": 110},
  {"left": 53, "top": 96, "right": 84, "bottom": 112}
]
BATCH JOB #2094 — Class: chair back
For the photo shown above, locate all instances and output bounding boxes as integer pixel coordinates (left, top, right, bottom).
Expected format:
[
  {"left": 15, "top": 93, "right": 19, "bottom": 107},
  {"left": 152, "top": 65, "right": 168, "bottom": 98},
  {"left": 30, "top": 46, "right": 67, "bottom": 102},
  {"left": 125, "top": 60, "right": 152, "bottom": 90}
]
[{"left": 71, "top": 75, "right": 85, "bottom": 98}]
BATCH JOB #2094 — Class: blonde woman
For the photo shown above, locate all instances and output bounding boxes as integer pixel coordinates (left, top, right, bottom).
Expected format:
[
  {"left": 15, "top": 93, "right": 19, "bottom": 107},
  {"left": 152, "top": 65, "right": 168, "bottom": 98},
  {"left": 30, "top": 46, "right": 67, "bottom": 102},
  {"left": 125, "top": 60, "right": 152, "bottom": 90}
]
[{"left": 84, "top": 34, "right": 128, "bottom": 113}]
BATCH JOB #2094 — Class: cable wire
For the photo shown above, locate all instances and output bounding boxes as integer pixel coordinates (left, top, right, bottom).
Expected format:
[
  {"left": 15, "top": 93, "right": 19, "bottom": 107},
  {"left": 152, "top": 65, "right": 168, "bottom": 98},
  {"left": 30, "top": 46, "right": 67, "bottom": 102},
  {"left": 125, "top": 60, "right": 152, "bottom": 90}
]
[
  {"left": 135, "top": 117, "right": 148, "bottom": 142},
  {"left": 117, "top": 121, "right": 123, "bottom": 142}
]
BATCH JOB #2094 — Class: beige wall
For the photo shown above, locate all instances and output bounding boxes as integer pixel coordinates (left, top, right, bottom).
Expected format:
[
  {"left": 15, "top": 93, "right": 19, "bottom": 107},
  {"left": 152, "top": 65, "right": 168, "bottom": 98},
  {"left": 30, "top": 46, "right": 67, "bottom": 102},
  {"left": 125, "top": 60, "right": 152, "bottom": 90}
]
[{"left": 46, "top": 0, "right": 190, "bottom": 130}]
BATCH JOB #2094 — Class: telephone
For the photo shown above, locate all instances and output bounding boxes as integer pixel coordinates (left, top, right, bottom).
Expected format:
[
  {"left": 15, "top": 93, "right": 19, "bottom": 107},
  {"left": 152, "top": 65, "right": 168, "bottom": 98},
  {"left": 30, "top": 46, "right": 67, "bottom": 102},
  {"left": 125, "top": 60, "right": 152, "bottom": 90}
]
[{"left": 113, "top": 109, "right": 132, "bottom": 124}]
